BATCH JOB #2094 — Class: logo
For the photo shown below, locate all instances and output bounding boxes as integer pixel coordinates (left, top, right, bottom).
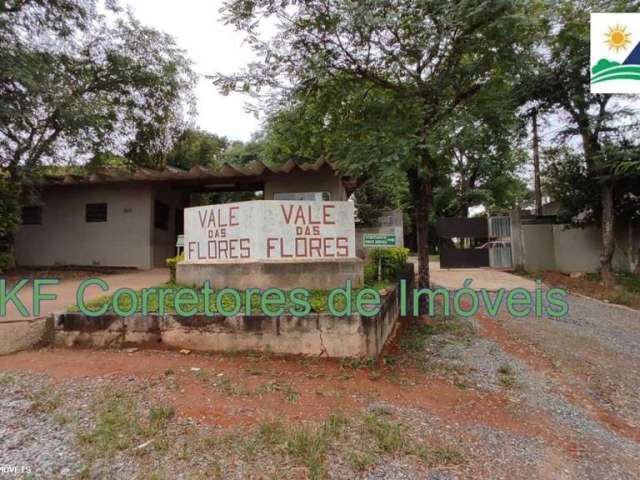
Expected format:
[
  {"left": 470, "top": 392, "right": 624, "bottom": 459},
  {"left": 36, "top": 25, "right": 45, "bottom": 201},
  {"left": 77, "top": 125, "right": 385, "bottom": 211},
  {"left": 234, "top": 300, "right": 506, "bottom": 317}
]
[{"left": 591, "top": 13, "right": 640, "bottom": 93}]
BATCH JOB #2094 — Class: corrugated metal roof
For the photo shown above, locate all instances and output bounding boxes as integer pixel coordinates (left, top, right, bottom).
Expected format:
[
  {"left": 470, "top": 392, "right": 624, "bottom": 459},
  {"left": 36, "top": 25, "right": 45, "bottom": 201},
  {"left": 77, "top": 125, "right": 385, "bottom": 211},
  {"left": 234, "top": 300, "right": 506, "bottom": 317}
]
[{"left": 44, "top": 158, "right": 344, "bottom": 186}]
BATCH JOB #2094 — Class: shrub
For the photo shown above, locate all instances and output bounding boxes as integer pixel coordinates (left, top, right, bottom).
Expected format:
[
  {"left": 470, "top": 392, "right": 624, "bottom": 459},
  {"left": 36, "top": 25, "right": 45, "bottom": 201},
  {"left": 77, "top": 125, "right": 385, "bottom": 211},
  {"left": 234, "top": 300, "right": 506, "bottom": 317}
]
[
  {"left": 364, "top": 247, "right": 409, "bottom": 284},
  {"left": 165, "top": 253, "right": 184, "bottom": 282}
]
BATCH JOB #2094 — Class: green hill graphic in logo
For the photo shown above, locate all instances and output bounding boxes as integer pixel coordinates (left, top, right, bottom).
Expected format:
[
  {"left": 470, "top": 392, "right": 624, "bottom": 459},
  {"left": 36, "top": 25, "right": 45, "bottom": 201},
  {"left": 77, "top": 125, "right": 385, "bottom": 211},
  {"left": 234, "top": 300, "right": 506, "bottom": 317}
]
[{"left": 592, "top": 39, "right": 640, "bottom": 85}]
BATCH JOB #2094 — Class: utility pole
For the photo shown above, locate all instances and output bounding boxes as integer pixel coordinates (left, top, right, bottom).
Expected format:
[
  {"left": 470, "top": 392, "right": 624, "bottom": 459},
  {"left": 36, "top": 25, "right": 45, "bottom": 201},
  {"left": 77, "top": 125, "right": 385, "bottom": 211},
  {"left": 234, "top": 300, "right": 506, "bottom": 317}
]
[{"left": 531, "top": 109, "right": 543, "bottom": 216}]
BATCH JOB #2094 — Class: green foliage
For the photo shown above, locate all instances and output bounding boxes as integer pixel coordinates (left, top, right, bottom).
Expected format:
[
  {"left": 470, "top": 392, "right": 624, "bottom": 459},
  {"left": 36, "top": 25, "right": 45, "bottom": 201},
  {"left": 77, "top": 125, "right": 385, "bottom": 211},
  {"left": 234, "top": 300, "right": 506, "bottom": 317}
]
[
  {"left": 354, "top": 172, "right": 410, "bottom": 227},
  {"left": 68, "top": 283, "right": 386, "bottom": 315},
  {"left": 165, "top": 129, "right": 229, "bottom": 170},
  {"left": 214, "top": 0, "right": 537, "bottom": 286},
  {"left": 79, "top": 390, "right": 175, "bottom": 459},
  {"left": 0, "top": 176, "right": 21, "bottom": 270},
  {"left": 0, "top": 0, "right": 196, "bottom": 178},
  {"left": 364, "top": 247, "right": 409, "bottom": 284},
  {"left": 221, "top": 140, "right": 265, "bottom": 165},
  {"left": 363, "top": 414, "right": 406, "bottom": 453},
  {"left": 544, "top": 142, "right": 640, "bottom": 227},
  {"left": 165, "top": 254, "right": 184, "bottom": 283}
]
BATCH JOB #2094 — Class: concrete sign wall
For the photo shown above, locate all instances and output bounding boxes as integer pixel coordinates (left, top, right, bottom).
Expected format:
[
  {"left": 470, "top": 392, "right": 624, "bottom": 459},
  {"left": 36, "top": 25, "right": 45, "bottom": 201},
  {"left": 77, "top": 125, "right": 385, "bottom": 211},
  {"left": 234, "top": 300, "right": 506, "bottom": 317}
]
[{"left": 184, "top": 200, "right": 356, "bottom": 263}]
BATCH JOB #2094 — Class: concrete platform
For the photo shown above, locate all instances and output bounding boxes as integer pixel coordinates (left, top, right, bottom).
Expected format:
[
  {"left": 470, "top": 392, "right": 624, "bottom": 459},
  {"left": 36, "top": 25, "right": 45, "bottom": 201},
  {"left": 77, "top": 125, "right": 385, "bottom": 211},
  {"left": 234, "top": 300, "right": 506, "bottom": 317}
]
[{"left": 176, "top": 258, "right": 364, "bottom": 290}]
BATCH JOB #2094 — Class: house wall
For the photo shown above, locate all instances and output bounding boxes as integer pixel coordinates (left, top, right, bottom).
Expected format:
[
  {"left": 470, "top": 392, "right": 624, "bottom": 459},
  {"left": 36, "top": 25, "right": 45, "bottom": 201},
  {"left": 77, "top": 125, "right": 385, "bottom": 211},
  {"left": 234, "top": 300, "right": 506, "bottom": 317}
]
[
  {"left": 14, "top": 166, "right": 349, "bottom": 270},
  {"left": 263, "top": 165, "right": 347, "bottom": 201},
  {"left": 152, "top": 186, "right": 186, "bottom": 268},
  {"left": 15, "top": 184, "right": 153, "bottom": 269}
]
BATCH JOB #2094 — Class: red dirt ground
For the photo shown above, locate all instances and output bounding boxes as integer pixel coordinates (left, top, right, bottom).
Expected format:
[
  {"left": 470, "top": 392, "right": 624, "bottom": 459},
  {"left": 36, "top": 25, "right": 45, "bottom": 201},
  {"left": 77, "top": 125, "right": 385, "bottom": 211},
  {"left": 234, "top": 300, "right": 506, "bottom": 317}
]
[{"left": 0, "top": 348, "right": 578, "bottom": 454}]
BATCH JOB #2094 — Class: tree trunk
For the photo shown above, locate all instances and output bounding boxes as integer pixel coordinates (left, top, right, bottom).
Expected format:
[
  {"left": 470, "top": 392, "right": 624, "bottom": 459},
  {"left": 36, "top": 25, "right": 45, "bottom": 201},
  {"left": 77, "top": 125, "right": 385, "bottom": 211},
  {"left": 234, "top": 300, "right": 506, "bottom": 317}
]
[
  {"left": 414, "top": 174, "right": 433, "bottom": 290},
  {"left": 600, "top": 182, "right": 615, "bottom": 287},
  {"left": 531, "top": 111, "right": 543, "bottom": 215}
]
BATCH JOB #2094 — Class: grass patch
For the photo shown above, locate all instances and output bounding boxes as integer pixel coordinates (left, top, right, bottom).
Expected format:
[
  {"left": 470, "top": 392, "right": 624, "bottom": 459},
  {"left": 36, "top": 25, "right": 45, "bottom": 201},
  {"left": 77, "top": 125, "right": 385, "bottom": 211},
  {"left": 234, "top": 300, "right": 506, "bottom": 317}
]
[
  {"left": 255, "top": 380, "right": 300, "bottom": 402},
  {"left": 27, "top": 386, "right": 62, "bottom": 414},
  {"left": 67, "top": 281, "right": 393, "bottom": 315},
  {"left": 349, "top": 449, "right": 377, "bottom": 471},
  {"left": 78, "top": 390, "right": 176, "bottom": 459},
  {"left": 363, "top": 414, "right": 406, "bottom": 453},
  {"left": 0, "top": 373, "right": 15, "bottom": 386},
  {"left": 213, "top": 376, "right": 248, "bottom": 396},
  {"left": 412, "top": 444, "right": 465, "bottom": 466},
  {"left": 254, "top": 414, "right": 349, "bottom": 479}
]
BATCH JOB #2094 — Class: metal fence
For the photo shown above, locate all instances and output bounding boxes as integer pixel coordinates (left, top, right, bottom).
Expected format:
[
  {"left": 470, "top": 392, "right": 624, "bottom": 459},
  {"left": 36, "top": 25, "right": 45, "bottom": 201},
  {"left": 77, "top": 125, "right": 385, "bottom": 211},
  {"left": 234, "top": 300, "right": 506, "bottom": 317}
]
[{"left": 488, "top": 216, "right": 513, "bottom": 268}]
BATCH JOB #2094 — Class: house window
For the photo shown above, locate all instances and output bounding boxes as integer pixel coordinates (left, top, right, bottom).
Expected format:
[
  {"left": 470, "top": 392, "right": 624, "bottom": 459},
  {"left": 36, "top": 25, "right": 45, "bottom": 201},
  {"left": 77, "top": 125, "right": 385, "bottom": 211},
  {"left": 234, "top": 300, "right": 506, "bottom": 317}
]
[
  {"left": 86, "top": 203, "right": 107, "bottom": 222},
  {"left": 273, "top": 192, "right": 331, "bottom": 201},
  {"left": 154, "top": 201, "right": 170, "bottom": 230},
  {"left": 21, "top": 206, "right": 42, "bottom": 225}
]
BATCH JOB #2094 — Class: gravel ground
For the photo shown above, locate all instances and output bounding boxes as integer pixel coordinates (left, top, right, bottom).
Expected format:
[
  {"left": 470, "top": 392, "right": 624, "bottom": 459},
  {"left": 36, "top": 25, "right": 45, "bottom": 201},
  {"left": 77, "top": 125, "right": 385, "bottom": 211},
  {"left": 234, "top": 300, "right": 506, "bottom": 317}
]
[
  {"left": 421, "top": 295, "right": 640, "bottom": 480},
  {"left": 0, "top": 292, "right": 638, "bottom": 479},
  {"left": 501, "top": 293, "right": 640, "bottom": 427}
]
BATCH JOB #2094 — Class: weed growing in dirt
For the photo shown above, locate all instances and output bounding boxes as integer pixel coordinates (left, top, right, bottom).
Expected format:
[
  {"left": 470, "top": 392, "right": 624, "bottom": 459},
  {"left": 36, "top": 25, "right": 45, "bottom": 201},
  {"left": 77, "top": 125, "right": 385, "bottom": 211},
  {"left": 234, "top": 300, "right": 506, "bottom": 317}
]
[
  {"left": 349, "top": 449, "right": 377, "bottom": 471},
  {"left": 255, "top": 380, "right": 300, "bottom": 402},
  {"left": 27, "top": 386, "right": 62, "bottom": 414},
  {"left": 256, "top": 417, "right": 341, "bottom": 479},
  {"left": 214, "top": 376, "right": 248, "bottom": 396},
  {"left": 0, "top": 373, "right": 15, "bottom": 386},
  {"left": 78, "top": 390, "right": 176, "bottom": 459},
  {"left": 363, "top": 414, "right": 406, "bottom": 453},
  {"left": 497, "top": 363, "right": 518, "bottom": 389},
  {"left": 411, "top": 444, "right": 465, "bottom": 466}
]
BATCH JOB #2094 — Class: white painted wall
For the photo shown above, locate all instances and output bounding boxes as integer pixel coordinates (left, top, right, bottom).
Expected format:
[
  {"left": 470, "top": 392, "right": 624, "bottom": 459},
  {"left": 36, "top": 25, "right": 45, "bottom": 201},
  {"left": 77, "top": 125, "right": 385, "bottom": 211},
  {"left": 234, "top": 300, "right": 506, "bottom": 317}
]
[
  {"left": 15, "top": 184, "right": 154, "bottom": 269},
  {"left": 263, "top": 165, "right": 347, "bottom": 201},
  {"left": 183, "top": 200, "right": 356, "bottom": 263}
]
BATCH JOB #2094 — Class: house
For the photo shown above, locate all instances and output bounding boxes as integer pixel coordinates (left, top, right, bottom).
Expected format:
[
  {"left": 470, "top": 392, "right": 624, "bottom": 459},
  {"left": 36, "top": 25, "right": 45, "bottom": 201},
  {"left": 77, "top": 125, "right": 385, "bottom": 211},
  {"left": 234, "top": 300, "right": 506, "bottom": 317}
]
[{"left": 15, "top": 160, "right": 354, "bottom": 269}]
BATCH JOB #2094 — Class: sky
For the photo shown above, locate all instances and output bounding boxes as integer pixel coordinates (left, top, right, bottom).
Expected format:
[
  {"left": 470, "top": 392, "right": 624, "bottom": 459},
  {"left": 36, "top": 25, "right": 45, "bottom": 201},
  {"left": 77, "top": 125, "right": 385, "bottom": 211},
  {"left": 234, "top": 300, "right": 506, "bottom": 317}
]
[{"left": 126, "top": 0, "right": 264, "bottom": 141}]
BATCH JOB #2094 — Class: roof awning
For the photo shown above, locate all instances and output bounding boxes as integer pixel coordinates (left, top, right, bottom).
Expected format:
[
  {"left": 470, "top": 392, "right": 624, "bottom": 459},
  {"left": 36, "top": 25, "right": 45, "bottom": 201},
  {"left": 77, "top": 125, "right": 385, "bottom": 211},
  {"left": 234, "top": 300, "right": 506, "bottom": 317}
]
[{"left": 42, "top": 159, "right": 356, "bottom": 194}]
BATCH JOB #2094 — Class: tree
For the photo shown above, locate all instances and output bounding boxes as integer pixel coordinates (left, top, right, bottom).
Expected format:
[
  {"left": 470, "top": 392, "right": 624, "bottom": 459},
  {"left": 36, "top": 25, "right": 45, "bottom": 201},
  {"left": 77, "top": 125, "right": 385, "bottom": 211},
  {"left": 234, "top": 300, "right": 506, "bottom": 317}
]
[
  {"left": 165, "top": 129, "right": 229, "bottom": 170},
  {"left": 0, "top": 0, "right": 196, "bottom": 177},
  {"left": 222, "top": 140, "right": 266, "bottom": 165},
  {"left": 521, "top": 0, "right": 640, "bottom": 286},
  {"left": 545, "top": 140, "right": 640, "bottom": 275},
  {"left": 214, "top": 0, "right": 534, "bottom": 287},
  {"left": 0, "top": 0, "right": 196, "bottom": 267},
  {"left": 429, "top": 91, "right": 528, "bottom": 217}
]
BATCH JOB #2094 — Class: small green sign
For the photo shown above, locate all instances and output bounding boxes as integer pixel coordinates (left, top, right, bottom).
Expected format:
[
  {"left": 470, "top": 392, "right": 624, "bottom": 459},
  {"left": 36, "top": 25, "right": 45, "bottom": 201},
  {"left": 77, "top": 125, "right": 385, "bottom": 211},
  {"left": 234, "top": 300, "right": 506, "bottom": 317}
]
[{"left": 363, "top": 234, "right": 397, "bottom": 247}]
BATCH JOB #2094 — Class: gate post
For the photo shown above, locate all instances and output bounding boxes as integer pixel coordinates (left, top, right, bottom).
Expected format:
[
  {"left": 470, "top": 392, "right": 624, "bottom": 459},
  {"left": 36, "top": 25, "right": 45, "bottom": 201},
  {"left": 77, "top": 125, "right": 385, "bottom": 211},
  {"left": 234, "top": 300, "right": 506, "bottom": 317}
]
[{"left": 510, "top": 209, "right": 525, "bottom": 270}]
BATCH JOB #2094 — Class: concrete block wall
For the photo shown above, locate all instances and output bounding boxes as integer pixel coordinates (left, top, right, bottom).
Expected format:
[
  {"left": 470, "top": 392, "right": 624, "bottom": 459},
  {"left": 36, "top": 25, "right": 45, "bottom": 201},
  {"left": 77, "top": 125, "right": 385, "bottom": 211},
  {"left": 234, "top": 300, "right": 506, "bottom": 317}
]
[
  {"left": 514, "top": 220, "right": 638, "bottom": 274},
  {"left": 52, "top": 266, "right": 414, "bottom": 358}
]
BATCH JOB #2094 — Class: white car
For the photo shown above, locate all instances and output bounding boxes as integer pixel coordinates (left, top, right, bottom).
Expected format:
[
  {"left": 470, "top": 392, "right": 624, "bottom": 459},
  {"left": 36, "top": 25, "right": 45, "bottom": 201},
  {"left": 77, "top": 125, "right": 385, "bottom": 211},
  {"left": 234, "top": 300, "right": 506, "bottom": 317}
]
[{"left": 477, "top": 241, "right": 510, "bottom": 249}]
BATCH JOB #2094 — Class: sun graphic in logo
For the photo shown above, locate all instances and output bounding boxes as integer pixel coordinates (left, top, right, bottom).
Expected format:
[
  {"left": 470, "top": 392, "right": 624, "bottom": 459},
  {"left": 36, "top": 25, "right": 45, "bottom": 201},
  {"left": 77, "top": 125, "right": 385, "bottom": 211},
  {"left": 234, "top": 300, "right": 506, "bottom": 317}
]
[{"left": 604, "top": 24, "right": 632, "bottom": 52}]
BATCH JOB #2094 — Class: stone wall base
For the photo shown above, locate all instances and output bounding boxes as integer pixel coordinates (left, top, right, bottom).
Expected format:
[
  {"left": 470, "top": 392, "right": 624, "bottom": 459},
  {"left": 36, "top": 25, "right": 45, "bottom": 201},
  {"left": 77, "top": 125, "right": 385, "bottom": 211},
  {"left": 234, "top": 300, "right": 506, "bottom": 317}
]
[
  {"left": 176, "top": 258, "right": 364, "bottom": 290},
  {"left": 53, "top": 268, "right": 413, "bottom": 358}
]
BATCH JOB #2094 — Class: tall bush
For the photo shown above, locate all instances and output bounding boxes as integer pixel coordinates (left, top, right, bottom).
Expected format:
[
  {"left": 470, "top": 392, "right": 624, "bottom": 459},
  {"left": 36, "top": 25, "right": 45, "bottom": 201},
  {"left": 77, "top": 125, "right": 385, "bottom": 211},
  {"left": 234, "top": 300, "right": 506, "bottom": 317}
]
[{"left": 364, "top": 247, "right": 410, "bottom": 285}]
